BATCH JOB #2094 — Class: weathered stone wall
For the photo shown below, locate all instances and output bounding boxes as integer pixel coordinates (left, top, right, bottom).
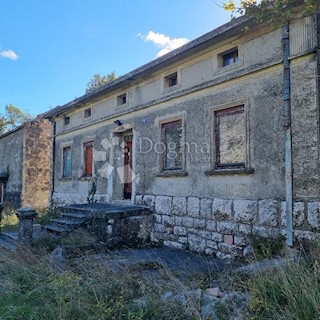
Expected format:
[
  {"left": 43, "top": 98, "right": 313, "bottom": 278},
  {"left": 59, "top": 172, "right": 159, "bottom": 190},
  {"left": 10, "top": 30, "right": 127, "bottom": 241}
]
[
  {"left": 0, "top": 127, "right": 24, "bottom": 209},
  {"left": 135, "top": 194, "right": 320, "bottom": 260},
  {"left": 21, "top": 118, "right": 51, "bottom": 211}
]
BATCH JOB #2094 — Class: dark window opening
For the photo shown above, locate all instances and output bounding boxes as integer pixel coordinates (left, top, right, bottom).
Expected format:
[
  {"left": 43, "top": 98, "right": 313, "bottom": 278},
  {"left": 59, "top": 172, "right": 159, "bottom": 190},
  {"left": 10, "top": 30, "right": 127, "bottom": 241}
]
[
  {"left": 164, "top": 72, "right": 178, "bottom": 88},
  {"left": 117, "top": 93, "right": 127, "bottom": 106},
  {"left": 222, "top": 48, "right": 238, "bottom": 66},
  {"left": 64, "top": 116, "right": 70, "bottom": 126},
  {"left": 84, "top": 108, "right": 92, "bottom": 118}
]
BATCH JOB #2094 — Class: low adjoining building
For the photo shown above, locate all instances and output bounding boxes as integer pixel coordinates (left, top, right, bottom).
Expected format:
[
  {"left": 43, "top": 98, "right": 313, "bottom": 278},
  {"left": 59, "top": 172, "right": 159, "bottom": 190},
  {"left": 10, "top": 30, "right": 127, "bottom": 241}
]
[
  {"left": 0, "top": 117, "right": 52, "bottom": 212},
  {"left": 46, "top": 13, "right": 320, "bottom": 258}
]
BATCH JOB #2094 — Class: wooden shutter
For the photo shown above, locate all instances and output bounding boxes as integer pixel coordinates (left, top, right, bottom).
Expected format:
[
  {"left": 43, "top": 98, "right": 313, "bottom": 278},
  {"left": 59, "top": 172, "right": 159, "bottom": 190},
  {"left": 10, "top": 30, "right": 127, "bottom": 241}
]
[{"left": 84, "top": 143, "right": 93, "bottom": 176}]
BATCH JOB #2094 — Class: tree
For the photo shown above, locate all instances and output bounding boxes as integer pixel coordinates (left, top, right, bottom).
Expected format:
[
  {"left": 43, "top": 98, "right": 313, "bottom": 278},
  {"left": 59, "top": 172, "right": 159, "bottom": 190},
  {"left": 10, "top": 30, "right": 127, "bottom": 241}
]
[
  {"left": 0, "top": 104, "right": 33, "bottom": 134},
  {"left": 86, "top": 72, "right": 117, "bottom": 93},
  {"left": 223, "top": 0, "right": 317, "bottom": 26}
]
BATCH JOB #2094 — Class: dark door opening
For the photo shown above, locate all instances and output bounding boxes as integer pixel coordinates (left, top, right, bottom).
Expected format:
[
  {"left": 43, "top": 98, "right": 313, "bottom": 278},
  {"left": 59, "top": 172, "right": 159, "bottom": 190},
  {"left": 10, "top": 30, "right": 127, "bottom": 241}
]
[{"left": 123, "top": 135, "right": 133, "bottom": 199}]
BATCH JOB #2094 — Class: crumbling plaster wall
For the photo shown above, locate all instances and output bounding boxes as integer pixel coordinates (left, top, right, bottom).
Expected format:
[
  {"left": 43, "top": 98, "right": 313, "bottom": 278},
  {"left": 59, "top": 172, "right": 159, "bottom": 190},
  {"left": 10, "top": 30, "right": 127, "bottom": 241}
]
[{"left": 0, "top": 128, "right": 24, "bottom": 208}]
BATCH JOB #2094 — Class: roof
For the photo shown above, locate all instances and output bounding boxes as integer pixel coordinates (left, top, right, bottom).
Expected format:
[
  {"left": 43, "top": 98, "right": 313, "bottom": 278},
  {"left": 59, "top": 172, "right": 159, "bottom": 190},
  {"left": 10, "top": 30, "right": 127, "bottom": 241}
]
[{"left": 45, "top": 14, "right": 255, "bottom": 119}]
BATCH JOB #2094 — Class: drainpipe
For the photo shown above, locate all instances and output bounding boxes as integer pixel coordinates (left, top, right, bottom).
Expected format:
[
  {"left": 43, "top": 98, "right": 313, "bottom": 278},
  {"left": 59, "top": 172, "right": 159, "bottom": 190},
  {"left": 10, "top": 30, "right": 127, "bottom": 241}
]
[
  {"left": 50, "top": 120, "right": 56, "bottom": 202},
  {"left": 283, "top": 23, "right": 293, "bottom": 247}
]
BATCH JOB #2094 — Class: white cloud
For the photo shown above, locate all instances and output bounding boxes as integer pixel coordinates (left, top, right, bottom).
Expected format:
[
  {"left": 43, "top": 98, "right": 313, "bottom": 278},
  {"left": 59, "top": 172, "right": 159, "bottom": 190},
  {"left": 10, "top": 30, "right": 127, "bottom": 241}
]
[
  {"left": 0, "top": 49, "right": 18, "bottom": 60},
  {"left": 137, "top": 31, "right": 189, "bottom": 58}
]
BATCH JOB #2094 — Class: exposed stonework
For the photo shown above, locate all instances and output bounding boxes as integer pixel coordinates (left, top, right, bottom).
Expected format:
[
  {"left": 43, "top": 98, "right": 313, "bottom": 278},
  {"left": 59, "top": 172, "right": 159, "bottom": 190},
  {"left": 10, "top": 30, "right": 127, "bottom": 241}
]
[
  {"left": 0, "top": 118, "right": 51, "bottom": 211},
  {"left": 139, "top": 194, "right": 320, "bottom": 260}
]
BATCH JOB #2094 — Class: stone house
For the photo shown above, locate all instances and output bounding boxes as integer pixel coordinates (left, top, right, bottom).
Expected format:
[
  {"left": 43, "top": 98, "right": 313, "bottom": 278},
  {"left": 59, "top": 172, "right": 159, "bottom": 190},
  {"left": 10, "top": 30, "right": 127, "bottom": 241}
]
[
  {"left": 45, "top": 13, "right": 320, "bottom": 258},
  {"left": 0, "top": 117, "right": 52, "bottom": 211}
]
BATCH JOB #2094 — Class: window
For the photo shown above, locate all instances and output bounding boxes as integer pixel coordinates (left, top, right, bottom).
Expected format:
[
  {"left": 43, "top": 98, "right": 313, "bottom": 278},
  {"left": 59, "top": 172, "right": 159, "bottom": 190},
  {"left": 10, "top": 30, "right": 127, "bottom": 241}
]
[
  {"left": 161, "top": 120, "right": 183, "bottom": 170},
  {"left": 84, "top": 108, "right": 91, "bottom": 118},
  {"left": 164, "top": 72, "right": 178, "bottom": 88},
  {"left": 83, "top": 142, "right": 93, "bottom": 176},
  {"left": 63, "top": 146, "right": 72, "bottom": 177},
  {"left": 64, "top": 116, "right": 70, "bottom": 126},
  {"left": 117, "top": 93, "right": 127, "bottom": 106},
  {"left": 214, "top": 105, "right": 245, "bottom": 168},
  {"left": 219, "top": 47, "right": 238, "bottom": 67}
]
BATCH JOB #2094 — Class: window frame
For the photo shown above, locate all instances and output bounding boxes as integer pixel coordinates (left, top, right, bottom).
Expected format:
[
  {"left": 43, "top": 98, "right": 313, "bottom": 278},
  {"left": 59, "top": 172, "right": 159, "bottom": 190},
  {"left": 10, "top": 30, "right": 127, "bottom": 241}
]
[
  {"left": 157, "top": 116, "right": 186, "bottom": 175},
  {"left": 62, "top": 146, "right": 72, "bottom": 178},
  {"left": 117, "top": 93, "right": 127, "bottom": 106},
  {"left": 207, "top": 101, "right": 252, "bottom": 175}
]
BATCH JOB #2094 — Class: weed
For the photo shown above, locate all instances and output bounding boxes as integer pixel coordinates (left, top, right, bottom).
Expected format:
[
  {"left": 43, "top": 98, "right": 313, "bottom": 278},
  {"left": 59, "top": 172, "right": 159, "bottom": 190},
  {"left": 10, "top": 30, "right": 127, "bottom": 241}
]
[{"left": 249, "top": 233, "right": 285, "bottom": 260}]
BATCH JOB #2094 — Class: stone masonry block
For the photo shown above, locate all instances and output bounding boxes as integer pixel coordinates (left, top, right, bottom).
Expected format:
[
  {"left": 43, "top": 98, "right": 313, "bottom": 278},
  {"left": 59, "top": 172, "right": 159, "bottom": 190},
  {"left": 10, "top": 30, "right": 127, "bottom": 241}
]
[
  {"left": 153, "top": 214, "right": 162, "bottom": 224},
  {"left": 135, "top": 195, "right": 143, "bottom": 205},
  {"left": 155, "top": 196, "right": 172, "bottom": 215},
  {"left": 187, "top": 197, "right": 200, "bottom": 216},
  {"left": 234, "top": 200, "right": 258, "bottom": 224},
  {"left": 217, "top": 221, "right": 237, "bottom": 233},
  {"left": 206, "top": 220, "right": 216, "bottom": 231},
  {"left": 213, "top": 199, "right": 232, "bottom": 220},
  {"left": 206, "top": 240, "right": 218, "bottom": 250},
  {"left": 162, "top": 215, "right": 174, "bottom": 227},
  {"left": 194, "top": 218, "right": 206, "bottom": 229},
  {"left": 173, "top": 226, "right": 187, "bottom": 236},
  {"left": 200, "top": 199, "right": 212, "bottom": 217},
  {"left": 281, "top": 201, "right": 306, "bottom": 227},
  {"left": 188, "top": 234, "right": 206, "bottom": 252},
  {"left": 238, "top": 224, "right": 252, "bottom": 235},
  {"left": 143, "top": 194, "right": 155, "bottom": 208},
  {"left": 212, "top": 232, "right": 223, "bottom": 242},
  {"left": 223, "top": 234, "right": 234, "bottom": 245},
  {"left": 307, "top": 202, "right": 320, "bottom": 229},
  {"left": 164, "top": 240, "right": 183, "bottom": 250},
  {"left": 258, "top": 199, "right": 278, "bottom": 227},
  {"left": 181, "top": 217, "right": 194, "bottom": 228},
  {"left": 172, "top": 197, "right": 187, "bottom": 216}
]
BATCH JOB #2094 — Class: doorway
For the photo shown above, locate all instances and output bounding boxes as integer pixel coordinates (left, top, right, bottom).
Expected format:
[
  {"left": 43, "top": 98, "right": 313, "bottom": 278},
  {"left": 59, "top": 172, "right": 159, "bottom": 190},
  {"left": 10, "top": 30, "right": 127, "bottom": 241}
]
[{"left": 123, "top": 134, "right": 133, "bottom": 199}]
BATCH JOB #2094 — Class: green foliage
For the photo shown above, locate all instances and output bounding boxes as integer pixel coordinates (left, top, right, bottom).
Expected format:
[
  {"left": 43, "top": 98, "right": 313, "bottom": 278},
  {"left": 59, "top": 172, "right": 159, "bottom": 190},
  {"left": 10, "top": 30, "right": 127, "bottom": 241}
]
[
  {"left": 223, "top": 0, "right": 318, "bottom": 26},
  {"left": 0, "top": 211, "right": 19, "bottom": 232},
  {"left": 249, "top": 234, "right": 285, "bottom": 260},
  {"left": 35, "top": 203, "right": 60, "bottom": 225},
  {"left": 87, "top": 177, "right": 97, "bottom": 203},
  {"left": 0, "top": 104, "right": 33, "bottom": 134},
  {"left": 86, "top": 72, "right": 117, "bottom": 93}
]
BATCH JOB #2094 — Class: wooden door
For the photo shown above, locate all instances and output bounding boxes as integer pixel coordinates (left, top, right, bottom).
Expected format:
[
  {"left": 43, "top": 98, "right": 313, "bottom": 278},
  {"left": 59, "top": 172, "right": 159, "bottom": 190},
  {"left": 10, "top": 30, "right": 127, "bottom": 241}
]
[{"left": 123, "top": 135, "right": 133, "bottom": 199}]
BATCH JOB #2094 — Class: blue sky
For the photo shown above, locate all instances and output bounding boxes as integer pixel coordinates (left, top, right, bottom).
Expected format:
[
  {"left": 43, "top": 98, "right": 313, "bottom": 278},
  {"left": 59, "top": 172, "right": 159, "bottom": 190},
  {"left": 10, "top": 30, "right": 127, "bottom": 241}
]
[{"left": 0, "top": 0, "right": 233, "bottom": 116}]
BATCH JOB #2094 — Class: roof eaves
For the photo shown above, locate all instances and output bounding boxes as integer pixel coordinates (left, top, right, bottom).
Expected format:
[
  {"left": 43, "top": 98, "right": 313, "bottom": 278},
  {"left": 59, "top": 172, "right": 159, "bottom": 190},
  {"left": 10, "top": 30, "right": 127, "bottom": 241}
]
[{"left": 45, "top": 15, "right": 254, "bottom": 119}]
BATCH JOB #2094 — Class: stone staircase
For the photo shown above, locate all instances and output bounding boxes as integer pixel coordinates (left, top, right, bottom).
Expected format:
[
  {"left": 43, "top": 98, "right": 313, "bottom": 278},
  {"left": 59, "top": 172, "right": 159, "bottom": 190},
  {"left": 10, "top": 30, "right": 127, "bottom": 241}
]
[
  {"left": 0, "top": 232, "right": 18, "bottom": 250},
  {"left": 42, "top": 206, "right": 92, "bottom": 235}
]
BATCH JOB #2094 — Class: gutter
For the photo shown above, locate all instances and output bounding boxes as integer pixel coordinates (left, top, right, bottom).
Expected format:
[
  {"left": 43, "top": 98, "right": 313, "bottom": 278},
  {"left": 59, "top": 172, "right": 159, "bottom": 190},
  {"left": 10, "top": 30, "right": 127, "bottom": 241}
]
[{"left": 283, "top": 23, "right": 293, "bottom": 247}]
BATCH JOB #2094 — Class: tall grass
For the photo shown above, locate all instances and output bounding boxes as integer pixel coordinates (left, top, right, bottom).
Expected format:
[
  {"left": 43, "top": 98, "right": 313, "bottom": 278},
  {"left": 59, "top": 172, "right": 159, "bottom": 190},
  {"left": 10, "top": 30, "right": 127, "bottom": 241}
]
[
  {"left": 248, "top": 243, "right": 320, "bottom": 320},
  {"left": 0, "top": 247, "right": 201, "bottom": 320}
]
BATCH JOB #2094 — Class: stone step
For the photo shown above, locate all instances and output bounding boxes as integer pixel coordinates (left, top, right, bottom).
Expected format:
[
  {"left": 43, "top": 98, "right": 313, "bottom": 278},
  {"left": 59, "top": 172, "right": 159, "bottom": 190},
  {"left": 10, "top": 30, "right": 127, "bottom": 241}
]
[
  {"left": 61, "top": 212, "right": 88, "bottom": 220},
  {"left": 50, "top": 218, "right": 85, "bottom": 229},
  {"left": 42, "top": 224, "right": 71, "bottom": 235},
  {"left": 0, "top": 232, "right": 18, "bottom": 251},
  {"left": 58, "top": 206, "right": 90, "bottom": 214}
]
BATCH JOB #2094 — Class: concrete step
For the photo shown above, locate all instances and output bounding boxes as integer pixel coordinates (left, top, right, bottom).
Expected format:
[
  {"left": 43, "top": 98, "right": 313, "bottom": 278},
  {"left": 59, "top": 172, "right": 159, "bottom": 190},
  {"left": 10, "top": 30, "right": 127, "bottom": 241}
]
[
  {"left": 61, "top": 212, "right": 87, "bottom": 220},
  {"left": 42, "top": 224, "right": 71, "bottom": 235},
  {"left": 0, "top": 232, "right": 18, "bottom": 251},
  {"left": 50, "top": 218, "right": 85, "bottom": 229}
]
